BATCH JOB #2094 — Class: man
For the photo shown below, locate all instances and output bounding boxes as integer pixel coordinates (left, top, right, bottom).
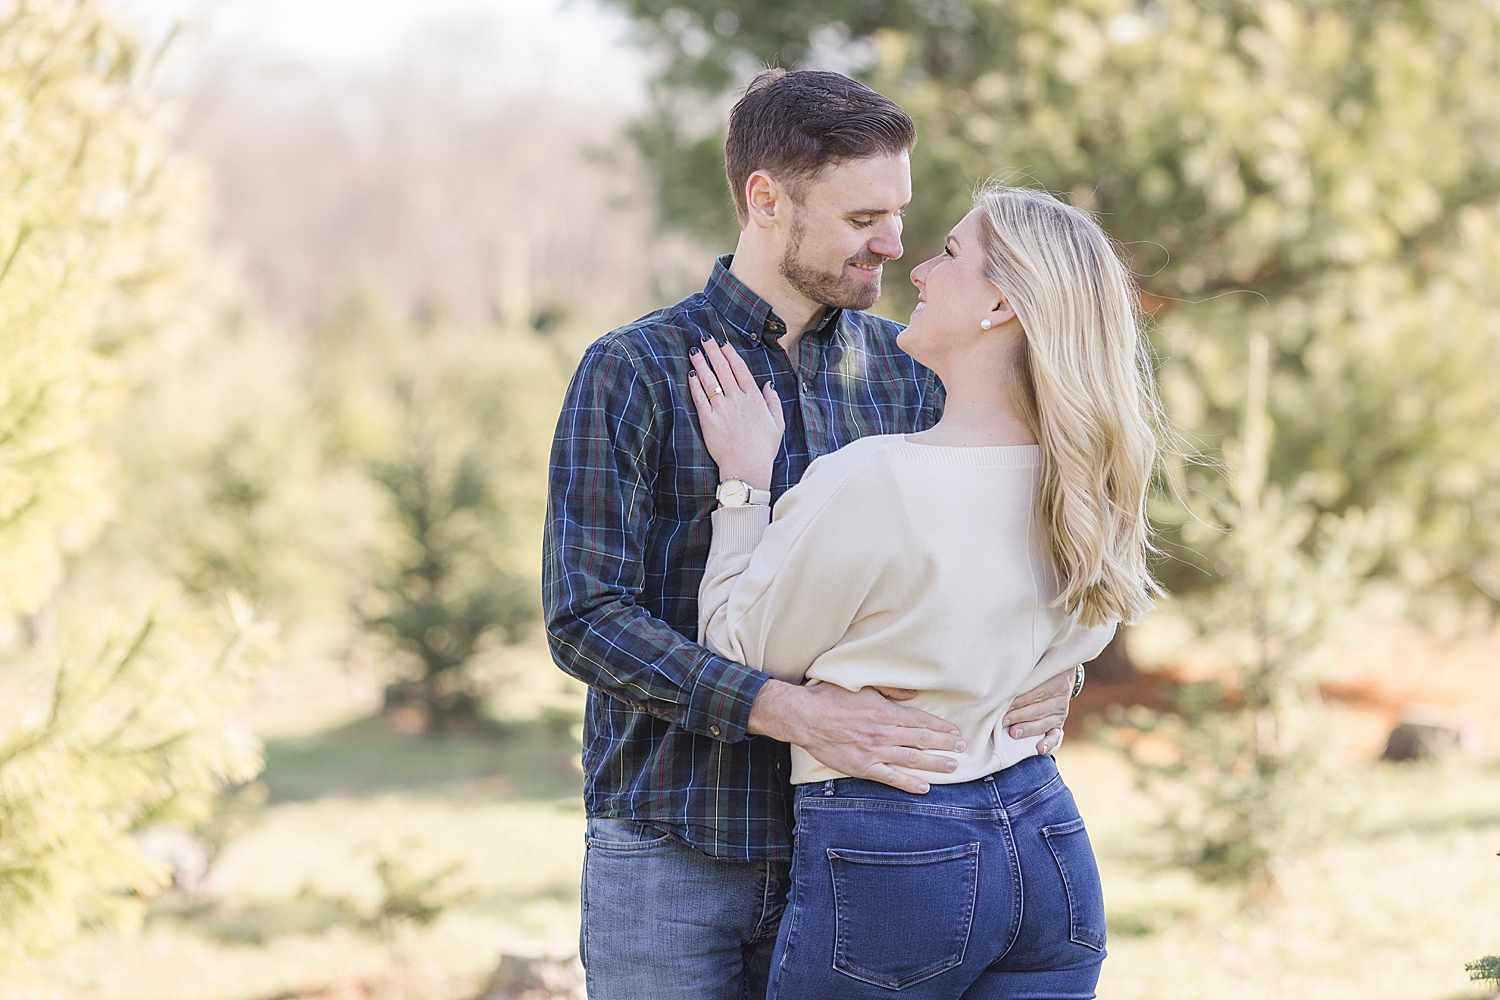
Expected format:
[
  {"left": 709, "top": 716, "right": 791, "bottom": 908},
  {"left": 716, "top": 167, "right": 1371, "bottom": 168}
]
[{"left": 544, "top": 69, "right": 1078, "bottom": 1000}]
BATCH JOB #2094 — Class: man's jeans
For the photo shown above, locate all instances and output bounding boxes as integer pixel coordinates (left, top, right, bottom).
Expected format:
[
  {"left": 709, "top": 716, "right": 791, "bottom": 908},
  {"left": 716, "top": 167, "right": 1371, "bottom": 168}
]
[
  {"left": 580, "top": 817, "right": 791, "bottom": 1000},
  {"left": 767, "top": 756, "right": 1106, "bottom": 1000}
]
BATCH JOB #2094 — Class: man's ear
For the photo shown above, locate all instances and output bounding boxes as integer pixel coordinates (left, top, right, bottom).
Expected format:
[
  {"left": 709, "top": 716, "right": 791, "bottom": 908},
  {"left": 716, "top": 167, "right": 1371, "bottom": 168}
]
[{"left": 745, "top": 170, "right": 782, "bottom": 230}]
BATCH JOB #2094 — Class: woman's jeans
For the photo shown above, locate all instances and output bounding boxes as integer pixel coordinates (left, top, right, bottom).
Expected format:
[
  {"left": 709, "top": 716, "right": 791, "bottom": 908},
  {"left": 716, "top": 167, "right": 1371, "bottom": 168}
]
[{"left": 767, "top": 755, "right": 1106, "bottom": 999}]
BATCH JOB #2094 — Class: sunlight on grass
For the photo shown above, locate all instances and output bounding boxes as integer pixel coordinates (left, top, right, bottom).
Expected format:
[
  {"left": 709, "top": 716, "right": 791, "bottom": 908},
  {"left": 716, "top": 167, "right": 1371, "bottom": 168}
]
[
  {"left": 1062, "top": 744, "right": 1500, "bottom": 1000},
  {"left": 36, "top": 713, "right": 585, "bottom": 1000},
  {"left": 29, "top": 717, "right": 1500, "bottom": 1000}
]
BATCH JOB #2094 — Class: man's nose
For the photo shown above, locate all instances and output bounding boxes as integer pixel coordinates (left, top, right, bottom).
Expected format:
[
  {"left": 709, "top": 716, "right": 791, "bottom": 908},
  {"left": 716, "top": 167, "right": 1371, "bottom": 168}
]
[{"left": 869, "top": 218, "right": 903, "bottom": 261}]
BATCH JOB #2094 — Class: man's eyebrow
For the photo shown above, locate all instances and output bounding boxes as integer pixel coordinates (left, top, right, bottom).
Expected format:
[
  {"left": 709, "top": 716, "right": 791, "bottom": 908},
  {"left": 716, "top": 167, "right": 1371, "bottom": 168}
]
[{"left": 845, "top": 206, "right": 908, "bottom": 217}]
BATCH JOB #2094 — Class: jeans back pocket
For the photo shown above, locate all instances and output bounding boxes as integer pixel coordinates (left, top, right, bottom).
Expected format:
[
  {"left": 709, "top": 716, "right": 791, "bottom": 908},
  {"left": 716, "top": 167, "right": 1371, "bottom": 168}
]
[
  {"left": 827, "top": 842, "right": 980, "bottom": 990},
  {"left": 1040, "top": 818, "right": 1106, "bottom": 951}
]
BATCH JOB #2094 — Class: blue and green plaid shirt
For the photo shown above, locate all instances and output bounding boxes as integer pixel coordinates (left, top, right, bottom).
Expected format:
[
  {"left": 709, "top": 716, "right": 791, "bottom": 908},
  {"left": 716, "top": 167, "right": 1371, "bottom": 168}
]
[{"left": 543, "top": 255, "right": 943, "bottom": 861}]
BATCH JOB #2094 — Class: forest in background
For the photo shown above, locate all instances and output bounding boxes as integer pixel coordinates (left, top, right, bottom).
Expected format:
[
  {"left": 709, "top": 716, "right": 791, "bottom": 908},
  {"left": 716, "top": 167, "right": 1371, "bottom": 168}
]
[{"left": 2, "top": 0, "right": 1500, "bottom": 997}]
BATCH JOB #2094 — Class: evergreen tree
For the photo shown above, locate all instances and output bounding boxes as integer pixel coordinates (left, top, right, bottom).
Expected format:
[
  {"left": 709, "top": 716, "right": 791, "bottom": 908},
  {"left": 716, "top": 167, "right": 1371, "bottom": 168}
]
[
  {"left": 0, "top": 0, "right": 205, "bottom": 617},
  {"left": 606, "top": 0, "right": 1500, "bottom": 607},
  {"left": 0, "top": 2, "right": 276, "bottom": 975},
  {"left": 313, "top": 292, "right": 567, "bottom": 729},
  {"left": 0, "top": 595, "right": 275, "bottom": 977},
  {"left": 608, "top": 0, "right": 1500, "bottom": 888}
]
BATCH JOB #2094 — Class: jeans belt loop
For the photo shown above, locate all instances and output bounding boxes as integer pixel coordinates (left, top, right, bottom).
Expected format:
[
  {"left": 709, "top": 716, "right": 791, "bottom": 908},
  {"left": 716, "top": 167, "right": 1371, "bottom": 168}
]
[{"left": 984, "top": 773, "right": 1008, "bottom": 817}]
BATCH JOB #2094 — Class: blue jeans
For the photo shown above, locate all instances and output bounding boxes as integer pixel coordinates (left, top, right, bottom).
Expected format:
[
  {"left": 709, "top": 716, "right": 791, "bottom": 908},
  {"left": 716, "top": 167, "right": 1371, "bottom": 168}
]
[
  {"left": 580, "top": 817, "right": 791, "bottom": 1000},
  {"left": 767, "top": 756, "right": 1106, "bottom": 999}
]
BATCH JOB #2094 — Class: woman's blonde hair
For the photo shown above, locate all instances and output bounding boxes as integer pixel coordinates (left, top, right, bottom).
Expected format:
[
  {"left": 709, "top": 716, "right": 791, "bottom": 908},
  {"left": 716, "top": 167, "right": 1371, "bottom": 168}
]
[{"left": 973, "top": 184, "right": 1163, "bottom": 626}]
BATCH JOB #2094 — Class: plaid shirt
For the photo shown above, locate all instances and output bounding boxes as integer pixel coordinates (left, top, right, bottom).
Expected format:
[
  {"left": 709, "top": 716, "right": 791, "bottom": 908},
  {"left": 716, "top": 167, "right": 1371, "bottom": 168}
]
[{"left": 543, "top": 255, "right": 944, "bottom": 861}]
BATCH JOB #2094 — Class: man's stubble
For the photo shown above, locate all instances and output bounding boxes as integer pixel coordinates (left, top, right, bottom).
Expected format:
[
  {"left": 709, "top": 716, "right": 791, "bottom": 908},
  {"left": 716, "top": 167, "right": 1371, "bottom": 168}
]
[{"left": 777, "top": 210, "right": 885, "bottom": 312}]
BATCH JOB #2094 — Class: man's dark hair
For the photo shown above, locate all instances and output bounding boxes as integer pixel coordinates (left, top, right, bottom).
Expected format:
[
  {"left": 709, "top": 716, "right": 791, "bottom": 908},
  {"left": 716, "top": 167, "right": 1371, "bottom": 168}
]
[{"left": 725, "top": 69, "right": 916, "bottom": 225}]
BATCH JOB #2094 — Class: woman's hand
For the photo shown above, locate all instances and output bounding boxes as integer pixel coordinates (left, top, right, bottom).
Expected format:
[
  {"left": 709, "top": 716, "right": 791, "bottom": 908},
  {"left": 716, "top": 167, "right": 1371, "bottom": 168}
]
[{"left": 688, "top": 337, "right": 784, "bottom": 491}]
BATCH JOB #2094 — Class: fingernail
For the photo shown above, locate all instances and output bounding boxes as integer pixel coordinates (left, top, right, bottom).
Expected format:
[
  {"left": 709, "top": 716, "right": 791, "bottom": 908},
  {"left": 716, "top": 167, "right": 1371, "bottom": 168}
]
[
  {"left": 689, "top": 371, "right": 698, "bottom": 377},
  {"left": 701, "top": 336, "right": 713, "bottom": 344},
  {"left": 954, "top": 740, "right": 966, "bottom": 752},
  {"left": 946, "top": 760, "right": 957, "bottom": 771},
  {"left": 690, "top": 345, "right": 701, "bottom": 355},
  {"left": 1012, "top": 727, "right": 1023, "bottom": 738}
]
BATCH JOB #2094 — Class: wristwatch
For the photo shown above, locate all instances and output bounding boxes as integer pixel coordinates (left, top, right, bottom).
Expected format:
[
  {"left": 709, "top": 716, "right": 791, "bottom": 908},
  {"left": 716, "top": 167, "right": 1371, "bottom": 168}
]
[{"left": 716, "top": 477, "right": 771, "bottom": 508}]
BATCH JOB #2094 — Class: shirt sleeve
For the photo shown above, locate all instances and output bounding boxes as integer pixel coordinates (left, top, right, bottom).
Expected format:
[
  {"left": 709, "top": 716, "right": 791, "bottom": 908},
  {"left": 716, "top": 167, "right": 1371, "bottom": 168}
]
[
  {"left": 543, "top": 341, "right": 771, "bottom": 742},
  {"left": 698, "top": 454, "right": 885, "bottom": 684}
]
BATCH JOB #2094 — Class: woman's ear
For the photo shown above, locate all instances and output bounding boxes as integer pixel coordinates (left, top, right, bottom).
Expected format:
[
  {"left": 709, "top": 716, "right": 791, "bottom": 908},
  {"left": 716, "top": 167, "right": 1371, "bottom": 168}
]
[{"left": 984, "top": 294, "right": 1018, "bottom": 330}]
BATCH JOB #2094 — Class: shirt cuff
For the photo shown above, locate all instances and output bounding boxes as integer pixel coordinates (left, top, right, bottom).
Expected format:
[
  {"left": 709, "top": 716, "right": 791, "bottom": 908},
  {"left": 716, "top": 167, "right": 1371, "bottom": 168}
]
[{"left": 685, "top": 652, "right": 773, "bottom": 743}]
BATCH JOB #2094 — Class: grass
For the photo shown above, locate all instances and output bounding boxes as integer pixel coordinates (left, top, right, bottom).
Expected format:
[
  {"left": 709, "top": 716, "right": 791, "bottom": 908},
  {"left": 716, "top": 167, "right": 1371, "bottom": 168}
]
[
  {"left": 1066, "top": 745, "right": 1500, "bottom": 1000},
  {"left": 21, "top": 669, "right": 1500, "bottom": 1000},
  {"left": 258, "top": 716, "right": 582, "bottom": 802},
  {"left": 30, "top": 713, "right": 587, "bottom": 1000}
]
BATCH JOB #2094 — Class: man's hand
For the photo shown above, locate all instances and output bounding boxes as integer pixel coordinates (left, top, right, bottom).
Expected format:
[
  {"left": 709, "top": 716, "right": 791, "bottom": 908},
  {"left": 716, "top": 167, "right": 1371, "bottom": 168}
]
[
  {"left": 1003, "top": 669, "right": 1073, "bottom": 755},
  {"left": 747, "top": 680, "right": 964, "bottom": 794}
]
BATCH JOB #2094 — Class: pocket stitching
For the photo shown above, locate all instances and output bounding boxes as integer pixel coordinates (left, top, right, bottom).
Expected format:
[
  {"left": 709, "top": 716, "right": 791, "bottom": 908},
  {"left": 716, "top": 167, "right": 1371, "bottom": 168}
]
[
  {"left": 585, "top": 820, "right": 675, "bottom": 852},
  {"left": 1041, "top": 823, "right": 1106, "bottom": 952},
  {"left": 828, "top": 842, "right": 981, "bottom": 990}
]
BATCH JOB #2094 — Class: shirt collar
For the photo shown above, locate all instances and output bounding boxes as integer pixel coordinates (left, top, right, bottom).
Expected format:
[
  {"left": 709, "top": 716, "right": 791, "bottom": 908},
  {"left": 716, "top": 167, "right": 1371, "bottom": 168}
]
[{"left": 704, "top": 254, "right": 844, "bottom": 347}]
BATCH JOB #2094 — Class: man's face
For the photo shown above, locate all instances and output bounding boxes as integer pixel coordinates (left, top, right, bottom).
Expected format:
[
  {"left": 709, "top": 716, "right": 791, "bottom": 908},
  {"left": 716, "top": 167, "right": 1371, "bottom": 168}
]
[{"left": 776, "top": 152, "right": 911, "bottom": 311}]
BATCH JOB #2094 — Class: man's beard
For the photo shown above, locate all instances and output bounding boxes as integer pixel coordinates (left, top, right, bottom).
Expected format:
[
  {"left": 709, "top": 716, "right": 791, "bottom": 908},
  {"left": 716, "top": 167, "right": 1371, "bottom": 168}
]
[{"left": 778, "top": 214, "right": 884, "bottom": 311}]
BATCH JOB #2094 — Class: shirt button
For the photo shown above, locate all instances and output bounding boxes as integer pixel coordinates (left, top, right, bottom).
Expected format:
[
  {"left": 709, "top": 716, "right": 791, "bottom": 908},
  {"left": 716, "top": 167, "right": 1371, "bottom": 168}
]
[
  {"left": 802, "top": 381, "right": 811, "bottom": 392},
  {"left": 710, "top": 725, "right": 722, "bottom": 737}
]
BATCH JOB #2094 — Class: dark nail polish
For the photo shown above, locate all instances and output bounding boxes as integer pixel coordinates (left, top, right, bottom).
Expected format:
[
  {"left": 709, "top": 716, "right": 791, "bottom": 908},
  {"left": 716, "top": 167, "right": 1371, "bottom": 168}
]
[
  {"left": 690, "top": 345, "right": 701, "bottom": 355},
  {"left": 689, "top": 371, "right": 698, "bottom": 377}
]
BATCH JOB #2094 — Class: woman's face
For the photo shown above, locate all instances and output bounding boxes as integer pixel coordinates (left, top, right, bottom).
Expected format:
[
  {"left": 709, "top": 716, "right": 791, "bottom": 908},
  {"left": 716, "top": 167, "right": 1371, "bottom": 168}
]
[{"left": 897, "top": 209, "right": 1011, "bottom": 369}]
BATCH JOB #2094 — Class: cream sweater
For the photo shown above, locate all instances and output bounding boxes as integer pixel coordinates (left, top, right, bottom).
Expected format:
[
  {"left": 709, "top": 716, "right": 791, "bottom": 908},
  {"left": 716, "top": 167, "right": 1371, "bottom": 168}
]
[{"left": 699, "top": 434, "right": 1115, "bottom": 786}]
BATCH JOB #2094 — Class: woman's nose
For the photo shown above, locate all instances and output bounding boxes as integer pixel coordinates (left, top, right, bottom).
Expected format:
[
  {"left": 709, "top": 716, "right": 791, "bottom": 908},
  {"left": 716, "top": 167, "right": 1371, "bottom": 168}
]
[{"left": 910, "top": 257, "right": 934, "bottom": 288}]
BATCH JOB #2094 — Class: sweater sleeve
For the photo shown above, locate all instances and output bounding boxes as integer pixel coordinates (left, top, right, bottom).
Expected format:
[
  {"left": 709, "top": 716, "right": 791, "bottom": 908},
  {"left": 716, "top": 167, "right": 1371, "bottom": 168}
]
[{"left": 698, "top": 452, "right": 887, "bottom": 684}]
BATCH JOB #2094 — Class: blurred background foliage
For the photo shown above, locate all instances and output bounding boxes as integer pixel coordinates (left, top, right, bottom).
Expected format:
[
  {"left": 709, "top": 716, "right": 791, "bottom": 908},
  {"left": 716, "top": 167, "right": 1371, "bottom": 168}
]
[
  {"left": 0, "top": 0, "right": 581, "bottom": 984},
  {"left": 611, "top": 0, "right": 1500, "bottom": 609},
  {"left": 2, "top": 0, "right": 1500, "bottom": 996},
  {"left": 611, "top": 0, "right": 1500, "bottom": 897}
]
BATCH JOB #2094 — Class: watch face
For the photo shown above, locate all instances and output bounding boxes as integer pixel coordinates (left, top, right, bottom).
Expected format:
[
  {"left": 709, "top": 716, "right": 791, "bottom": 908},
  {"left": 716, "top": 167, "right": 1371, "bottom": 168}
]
[{"left": 717, "top": 479, "right": 749, "bottom": 506}]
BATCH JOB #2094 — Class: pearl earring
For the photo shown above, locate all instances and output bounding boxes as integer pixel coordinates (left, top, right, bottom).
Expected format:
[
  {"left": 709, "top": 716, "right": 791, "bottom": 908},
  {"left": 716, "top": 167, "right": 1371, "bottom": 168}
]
[{"left": 980, "top": 319, "right": 993, "bottom": 330}]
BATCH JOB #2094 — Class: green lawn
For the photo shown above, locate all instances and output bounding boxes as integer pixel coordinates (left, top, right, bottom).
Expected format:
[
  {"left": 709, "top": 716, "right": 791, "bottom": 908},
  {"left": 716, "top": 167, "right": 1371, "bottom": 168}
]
[{"left": 26, "top": 704, "right": 1500, "bottom": 1000}]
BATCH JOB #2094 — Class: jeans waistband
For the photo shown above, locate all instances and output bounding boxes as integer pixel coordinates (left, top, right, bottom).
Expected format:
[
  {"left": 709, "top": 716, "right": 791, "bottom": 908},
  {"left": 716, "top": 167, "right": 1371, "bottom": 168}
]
[{"left": 795, "top": 754, "right": 1064, "bottom": 815}]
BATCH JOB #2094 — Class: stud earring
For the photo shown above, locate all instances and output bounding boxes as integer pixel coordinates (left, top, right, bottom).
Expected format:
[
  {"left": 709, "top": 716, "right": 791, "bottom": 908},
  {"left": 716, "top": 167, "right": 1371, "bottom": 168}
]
[{"left": 980, "top": 319, "right": 993, "bottom": 330}]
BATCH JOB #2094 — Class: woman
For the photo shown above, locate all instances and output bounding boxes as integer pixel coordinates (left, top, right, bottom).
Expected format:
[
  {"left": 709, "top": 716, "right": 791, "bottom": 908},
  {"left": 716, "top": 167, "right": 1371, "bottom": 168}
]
[{"left": 686, "top": 185, "right": 1162, "bottom": 999}]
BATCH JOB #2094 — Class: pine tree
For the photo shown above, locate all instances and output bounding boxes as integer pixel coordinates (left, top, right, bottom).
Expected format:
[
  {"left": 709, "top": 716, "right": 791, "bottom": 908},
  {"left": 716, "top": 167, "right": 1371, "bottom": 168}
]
[
  {"left": 606, "top": 0, "right": 1500, "bottom": 608},
  {"left": 607, "top": 0, "right": 1500, "bottom": 888},
  {"left": 0, "top": 595, "right": 275, "bottom": 978},
  {"left": 0, "top": 1, "right": 275, "bottom": 976},
  {"left": 0, "top": 0, "right": 205, "bottom": 616},
  {"left": 312, "top": 291, "right": 568, "bottom": 729}
]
